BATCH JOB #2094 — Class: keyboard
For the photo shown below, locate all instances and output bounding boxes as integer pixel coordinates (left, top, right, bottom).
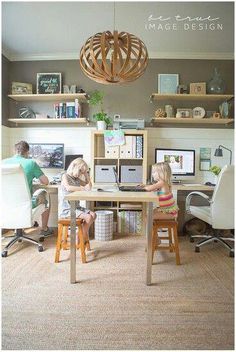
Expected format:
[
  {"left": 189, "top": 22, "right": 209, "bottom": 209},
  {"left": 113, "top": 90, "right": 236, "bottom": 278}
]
[{"left": 119, "top": 186, "right": 147, "bottom": 192}]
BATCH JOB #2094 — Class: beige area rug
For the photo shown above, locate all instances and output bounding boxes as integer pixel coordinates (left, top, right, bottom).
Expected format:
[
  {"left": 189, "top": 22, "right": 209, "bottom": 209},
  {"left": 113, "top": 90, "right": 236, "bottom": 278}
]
[{"left": 2, "top": 233, "right": 234, "bottom": 350}]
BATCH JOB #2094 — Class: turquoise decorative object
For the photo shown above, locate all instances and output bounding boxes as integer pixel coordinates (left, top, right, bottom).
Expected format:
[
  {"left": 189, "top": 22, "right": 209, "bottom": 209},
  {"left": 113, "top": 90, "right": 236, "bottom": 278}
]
[{"left": 207, "top": 68, "right": 226, "bottom": 94}]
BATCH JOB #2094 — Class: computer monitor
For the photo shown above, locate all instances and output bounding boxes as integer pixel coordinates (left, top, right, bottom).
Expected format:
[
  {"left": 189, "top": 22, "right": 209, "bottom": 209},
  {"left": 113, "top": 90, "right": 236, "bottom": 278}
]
[
  {"left": 155, "top": 148, "right": 195, "bottom": 181},
  {"left": 29, "top": 143, "right": 64, "bottom": 169},
  {"left": 64, "top": 154, "right": 83, "bottom": 170}
]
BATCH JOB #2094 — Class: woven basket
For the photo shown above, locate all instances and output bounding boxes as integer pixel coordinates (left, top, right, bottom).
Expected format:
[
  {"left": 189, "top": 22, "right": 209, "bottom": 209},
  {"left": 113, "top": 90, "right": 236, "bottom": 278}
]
[{"left": 95, "top": 210, "right": 113, "bottom": 241}]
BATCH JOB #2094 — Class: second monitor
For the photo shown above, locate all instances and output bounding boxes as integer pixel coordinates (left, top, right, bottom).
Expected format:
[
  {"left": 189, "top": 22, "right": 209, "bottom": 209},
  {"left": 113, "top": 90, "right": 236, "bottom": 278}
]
[
  {"left": 155, "top": 148, "right": 195, "bottom": 182},
  {"left": 64, "top": 154, "right": 83, "bottom": 170}
]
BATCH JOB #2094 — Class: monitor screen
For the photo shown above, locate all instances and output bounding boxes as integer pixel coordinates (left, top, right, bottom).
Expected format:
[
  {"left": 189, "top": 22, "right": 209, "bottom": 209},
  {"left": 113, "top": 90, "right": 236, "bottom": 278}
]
[
  {"left": 29, "top": 143, "right": 64, "bottom": 169},
  {"left": 65, "top": 154, "right": 83, "bottom": 170},
  {"left": 155, "top": 148, "right": 195, "bottom": 176}
]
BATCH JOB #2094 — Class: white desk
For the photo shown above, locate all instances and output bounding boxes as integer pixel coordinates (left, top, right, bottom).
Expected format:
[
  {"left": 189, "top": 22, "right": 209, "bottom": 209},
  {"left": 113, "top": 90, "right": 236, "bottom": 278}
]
[{"left": 65, "top": 190, "right": 157, "bottom": 285}]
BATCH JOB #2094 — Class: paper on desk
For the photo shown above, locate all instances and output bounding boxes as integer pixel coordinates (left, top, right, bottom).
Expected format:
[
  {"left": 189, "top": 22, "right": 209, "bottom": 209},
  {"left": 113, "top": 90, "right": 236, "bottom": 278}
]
[
  {"left": 182, "top": 183, "right": 202, "bottom": 186},
  {"left": 91, "top": 187, "right": 117, "bottom": 192}
]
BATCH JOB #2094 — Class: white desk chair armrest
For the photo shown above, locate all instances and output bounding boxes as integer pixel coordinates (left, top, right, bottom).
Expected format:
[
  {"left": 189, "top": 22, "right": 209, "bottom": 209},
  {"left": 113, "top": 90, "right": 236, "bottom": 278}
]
[{"left": 185, "top": 191, "right": 212, "bottom": 214}]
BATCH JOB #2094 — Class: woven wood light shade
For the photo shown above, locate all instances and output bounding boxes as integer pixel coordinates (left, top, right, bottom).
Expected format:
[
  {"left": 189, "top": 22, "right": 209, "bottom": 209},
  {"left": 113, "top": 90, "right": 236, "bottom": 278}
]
[{"left": 80, "top": 30, "right": 148, "bottom": 84}]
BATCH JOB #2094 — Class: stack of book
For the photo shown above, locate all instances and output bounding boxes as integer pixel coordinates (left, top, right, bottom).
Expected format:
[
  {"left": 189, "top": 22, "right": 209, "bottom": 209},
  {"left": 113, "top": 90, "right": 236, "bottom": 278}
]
[
  {"left": 118, "top": 211, "right": 142, "bottom": 234},
  {"left": 53, "top": 99, "right": 82, "bottom": 118}
]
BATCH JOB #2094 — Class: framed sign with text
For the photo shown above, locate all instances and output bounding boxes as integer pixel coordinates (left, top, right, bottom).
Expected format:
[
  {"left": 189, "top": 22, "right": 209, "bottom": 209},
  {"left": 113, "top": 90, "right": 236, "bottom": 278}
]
[
  {"left": 158, "top": 74, "right": 179, "bottom": 94},
  {"left": 37, "top": 73, "right": 62, "bottom": 94}
]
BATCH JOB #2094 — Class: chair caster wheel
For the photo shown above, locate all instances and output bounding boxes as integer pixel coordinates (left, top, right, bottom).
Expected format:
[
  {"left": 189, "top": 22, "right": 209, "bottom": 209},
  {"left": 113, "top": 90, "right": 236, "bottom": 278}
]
[
  {"left": 18, "top": 239, "right": 23, "bottom": 242},
  {"left": 229, "top": 251, "right": 234, "bottom": 258},
  {"left": 38, "top": 246, "right": 44, "bottom": 252},
  {"left": 190, "top": 237, "right": 194, "bottom": 243},
  {"left": 2, "top": 251, "right": 8, "bottom": 257},
  {"left": 195, "top": 247, "right": 200, "bottom": 253},
  {"left": 39, "top": 237, "right": 44, "bottom": 242}
]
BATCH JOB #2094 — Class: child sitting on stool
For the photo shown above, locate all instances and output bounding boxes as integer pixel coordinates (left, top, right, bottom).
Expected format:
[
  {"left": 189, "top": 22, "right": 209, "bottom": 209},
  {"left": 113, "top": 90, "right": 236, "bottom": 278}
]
[{"left": 58, "top": 158, "right": 96, "bottom": 254}]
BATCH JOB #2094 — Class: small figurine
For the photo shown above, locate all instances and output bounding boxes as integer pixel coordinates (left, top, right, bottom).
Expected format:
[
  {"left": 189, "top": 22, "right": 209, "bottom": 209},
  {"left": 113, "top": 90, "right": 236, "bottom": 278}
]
[
  {"left": 155, "top": 108, "right": 166, "bottom": 118},
  {"left": 213, "top": 112, "right": 221, "bottom": 119}
]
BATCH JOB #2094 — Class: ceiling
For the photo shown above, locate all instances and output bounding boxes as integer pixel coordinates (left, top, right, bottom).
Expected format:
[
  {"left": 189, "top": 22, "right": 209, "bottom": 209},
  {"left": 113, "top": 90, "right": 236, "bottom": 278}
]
[{"left": 2, "top": 1, "right": 234, "bottom": 61}]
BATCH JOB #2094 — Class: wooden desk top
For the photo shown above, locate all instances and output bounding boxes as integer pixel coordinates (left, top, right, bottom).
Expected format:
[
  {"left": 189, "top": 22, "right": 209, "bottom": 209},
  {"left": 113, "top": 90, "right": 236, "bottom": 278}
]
[
  {"left": 65, "top": 190, "right": 157, "bottom": 202},
  {"left": 35, "top": 183, "right": 214, "bottom": 192}
]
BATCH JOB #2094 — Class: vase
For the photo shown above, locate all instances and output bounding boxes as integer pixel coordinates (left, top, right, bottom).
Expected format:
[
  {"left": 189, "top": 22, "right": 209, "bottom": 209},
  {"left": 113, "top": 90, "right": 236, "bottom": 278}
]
[
  {"left": 207, "top": 68, "right": 226, "bottom": 94},
  {"left": 97, "top": 120, "right": 107, "bottom": 130}
]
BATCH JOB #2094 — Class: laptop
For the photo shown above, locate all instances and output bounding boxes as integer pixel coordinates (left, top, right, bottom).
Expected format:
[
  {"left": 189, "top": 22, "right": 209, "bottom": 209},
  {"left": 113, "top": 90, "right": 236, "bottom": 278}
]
[{"left": 113, "top": 168, "right": 147, "bottom": 192}]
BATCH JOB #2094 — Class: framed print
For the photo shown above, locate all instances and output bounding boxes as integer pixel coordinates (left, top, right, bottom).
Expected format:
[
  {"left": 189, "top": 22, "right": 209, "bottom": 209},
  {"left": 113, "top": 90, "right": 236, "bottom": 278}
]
[
  {"left": 12, "top": 82, "right": 32, "bottom": 94},
  {"left": 158, "top": 74, "right": 179, "bottom": 94},
  {"left": 199, "top": 147, "right": 211, "bottom": 171},
  {"left": 37, "top": 73, "right": 62, "bottom": 94},
  {"left": 176, "top": 108, "right": 193, "bottom": 118},
  {"left": 190, "top": 82, "right": 206, "bottom": 95}
]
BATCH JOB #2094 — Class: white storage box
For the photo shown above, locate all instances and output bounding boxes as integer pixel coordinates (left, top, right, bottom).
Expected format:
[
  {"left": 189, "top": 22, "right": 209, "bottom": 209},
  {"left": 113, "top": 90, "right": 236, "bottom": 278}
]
[
  {"left": 95, "top": 165, "right": 116, "bottom": 183},
  {"left": 120, "top": 165, "right": 143, "bottom": 183},
  {"left": 95, "top": 210, "right": 113, "bottom": 241},
  {"left": 105, "top": 145, "right": 119, "bottom": 158}
]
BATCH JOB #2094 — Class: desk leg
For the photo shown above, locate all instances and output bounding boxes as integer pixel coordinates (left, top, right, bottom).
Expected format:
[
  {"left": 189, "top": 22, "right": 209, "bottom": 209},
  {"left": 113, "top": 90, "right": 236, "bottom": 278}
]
[
  {"left": 142, "top": 203, "right": 147, "bottom": 237},
  {"left": 146, "top": 202, "right": 153, "bottom": 285},
  {"left": 70, "top": 201, "right": 76, "bottom": 284}
]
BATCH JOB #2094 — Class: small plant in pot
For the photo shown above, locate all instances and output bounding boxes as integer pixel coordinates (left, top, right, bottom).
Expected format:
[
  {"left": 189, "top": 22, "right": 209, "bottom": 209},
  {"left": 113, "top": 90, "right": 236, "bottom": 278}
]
[
  {"left": 210, "top": 165, "right": 221, "bottom": 184},
  {"left": 89, "top": 90, "right": 111, "bottom": 130}
]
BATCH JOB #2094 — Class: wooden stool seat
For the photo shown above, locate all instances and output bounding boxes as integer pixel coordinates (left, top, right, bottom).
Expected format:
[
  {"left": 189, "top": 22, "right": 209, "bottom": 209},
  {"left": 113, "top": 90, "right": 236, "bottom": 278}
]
[
  {"left": 55, "top": 218, "right": 90, "bottom": 264},
  {"left": 152, "top": 219, "right": 180, "bottom": 265}
]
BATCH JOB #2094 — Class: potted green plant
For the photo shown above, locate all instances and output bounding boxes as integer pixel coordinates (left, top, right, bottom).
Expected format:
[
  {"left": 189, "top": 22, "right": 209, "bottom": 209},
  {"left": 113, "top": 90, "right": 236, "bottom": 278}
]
[
  {"left": 210, "top": 165, "right": 221, "bottom": 184},
  {"left": 89, "top": 90, "right": 111, "bottom": 130}
]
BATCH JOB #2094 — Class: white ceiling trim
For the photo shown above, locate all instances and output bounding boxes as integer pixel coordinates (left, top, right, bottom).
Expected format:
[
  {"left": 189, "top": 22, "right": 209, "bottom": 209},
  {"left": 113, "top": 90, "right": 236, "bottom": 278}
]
[{"left": 5, "top": 51, "right": 234, "bottom": 62}]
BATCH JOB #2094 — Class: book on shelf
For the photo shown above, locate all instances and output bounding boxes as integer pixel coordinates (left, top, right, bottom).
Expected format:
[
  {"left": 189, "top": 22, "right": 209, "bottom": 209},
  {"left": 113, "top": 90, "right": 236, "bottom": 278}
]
[
  {"left": 66, "top": 102, "right": 75, "bottom": 118},
  {"left": 118, "top": 210, "right": 142, "bottom": 235},
  {"left": 53, "top": 100, "right": 82, "bottom": 119},
  {"left": 136, "top": 136, "right": 143, "bottom": 158}
]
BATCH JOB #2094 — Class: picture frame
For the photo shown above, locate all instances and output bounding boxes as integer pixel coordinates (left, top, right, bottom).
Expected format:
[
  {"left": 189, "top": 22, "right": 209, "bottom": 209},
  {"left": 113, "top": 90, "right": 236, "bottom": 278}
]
[
  {"left": 192, "top": 106, "right": 205, "bottom": 119},
  {"left": 29, "top": 143, "right": 64, "bottom": 168},
  {"left": 189, "top": 82, "right": 206, "bottom": 95},
  {"left": 176, "top": 108, "right": 193, "bottom": 118},
  {"left": 199, "top": 147, "right": 211, "bottom": 171},
  {"left": 158, "top": 74, "right": 179, "bottom": 94},
  {"left": 37, "top": 73, "right": 62, "bottom": 94},
  {"left": 12, "top": 82, "right": 32, "bottom": 95}
]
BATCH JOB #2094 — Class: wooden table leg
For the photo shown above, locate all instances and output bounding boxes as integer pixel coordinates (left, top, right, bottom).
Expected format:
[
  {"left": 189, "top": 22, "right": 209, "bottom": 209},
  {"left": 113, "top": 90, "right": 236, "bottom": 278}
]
[
  {"left": 146, "top": 202, "right": 153, "bottom": 285},
  {"left": 70, "top": 201, "right": 77, "bottom": 284}
]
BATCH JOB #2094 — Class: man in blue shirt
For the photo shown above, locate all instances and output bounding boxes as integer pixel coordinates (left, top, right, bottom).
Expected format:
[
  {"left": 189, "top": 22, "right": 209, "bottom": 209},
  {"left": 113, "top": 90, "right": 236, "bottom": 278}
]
[{"left": 3, "top": 140, "right": 53, "bottom": 237}]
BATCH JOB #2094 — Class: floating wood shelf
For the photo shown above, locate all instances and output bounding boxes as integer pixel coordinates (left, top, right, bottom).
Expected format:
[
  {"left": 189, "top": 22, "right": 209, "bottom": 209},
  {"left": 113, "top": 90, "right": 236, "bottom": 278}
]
[
  {"left": 8, "top": 118, "right": 88, "bottom": 124},
  {"left": 150, "top": 93, "right": 234, "bottom": 102},
  {"left": 151, "top": 117, "right": 234, "bottom": 125},
  {"left": 8, "top": 93, "right": 88, "bottom": 103}
]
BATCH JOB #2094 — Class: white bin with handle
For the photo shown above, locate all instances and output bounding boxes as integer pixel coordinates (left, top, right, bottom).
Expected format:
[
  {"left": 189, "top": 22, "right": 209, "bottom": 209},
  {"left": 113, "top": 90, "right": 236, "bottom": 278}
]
[{"left": 95, "top": 210, "right": 113, "bottom": 241}]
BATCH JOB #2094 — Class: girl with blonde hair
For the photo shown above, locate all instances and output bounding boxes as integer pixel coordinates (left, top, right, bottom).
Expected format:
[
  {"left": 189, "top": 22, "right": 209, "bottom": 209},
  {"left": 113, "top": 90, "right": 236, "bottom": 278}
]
[
  {"left": 143, "top": 162, "right": 178, "bottom": 219},
  {"left": 59, "top": 158, "right": 96, "bottom": 248}
]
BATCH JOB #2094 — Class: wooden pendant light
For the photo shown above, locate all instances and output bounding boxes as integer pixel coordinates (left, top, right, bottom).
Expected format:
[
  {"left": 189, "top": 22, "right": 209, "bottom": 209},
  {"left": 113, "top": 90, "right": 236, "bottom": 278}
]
[{"left": 80, "top": 30, "right": 148, "bottom": 84}]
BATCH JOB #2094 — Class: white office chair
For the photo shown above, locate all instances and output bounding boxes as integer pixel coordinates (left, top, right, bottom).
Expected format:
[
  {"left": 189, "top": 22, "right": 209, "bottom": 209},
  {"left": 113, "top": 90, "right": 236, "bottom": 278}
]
[
  {"left": 186, "top": 165, "right": 234, "bottom": 257},
  {"left": 1, "top": 164, "right": 46, "bottom": 257}
]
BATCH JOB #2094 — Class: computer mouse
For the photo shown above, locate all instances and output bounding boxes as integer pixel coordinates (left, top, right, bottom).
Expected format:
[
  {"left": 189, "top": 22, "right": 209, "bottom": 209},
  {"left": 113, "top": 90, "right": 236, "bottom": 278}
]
[
  {"left": 97, "top": 188, "right": 104, "bottom": 192},
  {"left": 205, "top": 182, "right": 214, "bottom": 186}
]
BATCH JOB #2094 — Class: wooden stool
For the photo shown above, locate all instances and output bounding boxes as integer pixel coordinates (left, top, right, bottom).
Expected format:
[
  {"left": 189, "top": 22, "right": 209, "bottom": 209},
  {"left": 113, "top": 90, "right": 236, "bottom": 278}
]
[
  {"left": 152, "top": 219, "right": 180, "bottom": 265},
  {"left": 55, "top": 219, "right": 90, "bottom": 263}
]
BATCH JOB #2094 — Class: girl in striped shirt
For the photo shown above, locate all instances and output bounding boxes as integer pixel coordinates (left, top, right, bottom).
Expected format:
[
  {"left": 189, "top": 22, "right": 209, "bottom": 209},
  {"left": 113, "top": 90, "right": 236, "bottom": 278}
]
[{"left": 143, "top": 162, "right": 178, "bottom": 219}]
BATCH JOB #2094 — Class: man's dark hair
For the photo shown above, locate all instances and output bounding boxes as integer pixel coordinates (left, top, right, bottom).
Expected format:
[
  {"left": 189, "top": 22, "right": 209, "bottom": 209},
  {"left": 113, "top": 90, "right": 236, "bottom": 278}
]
[{"left": 15, "top": 141, "right": 30, "bottom": 155}]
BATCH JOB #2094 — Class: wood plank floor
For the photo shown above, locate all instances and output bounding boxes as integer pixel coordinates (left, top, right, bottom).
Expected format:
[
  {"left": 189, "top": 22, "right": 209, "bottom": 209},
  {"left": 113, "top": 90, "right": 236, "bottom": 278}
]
[{"left": 2, "top": 233, "right": 234, "bottom": 350}]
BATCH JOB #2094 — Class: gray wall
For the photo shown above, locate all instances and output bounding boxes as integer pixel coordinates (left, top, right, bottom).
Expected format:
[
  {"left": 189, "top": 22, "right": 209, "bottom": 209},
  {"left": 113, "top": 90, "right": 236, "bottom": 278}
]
[
  {"left": 3, "top": 58, "right": 234, "bottom": 127},
  {"left": 2, "top": 55, "right": 10, "bottom": 126}
]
